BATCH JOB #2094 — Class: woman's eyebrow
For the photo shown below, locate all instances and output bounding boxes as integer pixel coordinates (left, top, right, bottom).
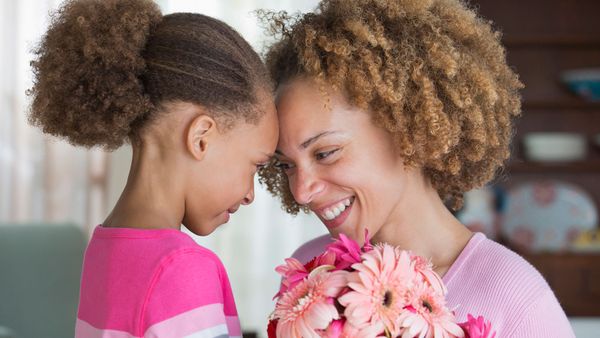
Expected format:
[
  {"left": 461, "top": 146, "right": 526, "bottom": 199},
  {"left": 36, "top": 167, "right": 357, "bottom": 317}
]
[
  {"left": 300, "top": 131, "right": 338, "bottom": 149},
  {"left": 275, "top": 131, "right": 340, "bottom": 157}
]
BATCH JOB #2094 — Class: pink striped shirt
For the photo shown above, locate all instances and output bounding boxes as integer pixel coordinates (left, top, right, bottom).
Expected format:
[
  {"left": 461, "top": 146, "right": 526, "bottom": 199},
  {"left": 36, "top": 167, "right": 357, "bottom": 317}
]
[
  {"left": 76, "top": 226, "right": 241, "bottom": 338},
  {"left": 292, "top": 233, "right": 575, "bottom": 337}
]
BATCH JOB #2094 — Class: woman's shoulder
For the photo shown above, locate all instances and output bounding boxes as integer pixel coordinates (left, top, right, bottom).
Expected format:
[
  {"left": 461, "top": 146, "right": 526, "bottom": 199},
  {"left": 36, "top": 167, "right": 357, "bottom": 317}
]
[
  {"left": 479, "top": 236, "right": 547, "bottom": 283},
  {"left": 446, "top": 234, "right": 574, "bottom": 336},
  {"left": 291, "top": 234, "right": 334, "bottom": 264},
  {"left": 450, "top": 233, "right": 551, "bottom": 292},
  {"left": 446, "top": 234, "right": 559, "bottom": 317},
  {"left": 470, "top": 236, "right": 574, "bottom": 336}
]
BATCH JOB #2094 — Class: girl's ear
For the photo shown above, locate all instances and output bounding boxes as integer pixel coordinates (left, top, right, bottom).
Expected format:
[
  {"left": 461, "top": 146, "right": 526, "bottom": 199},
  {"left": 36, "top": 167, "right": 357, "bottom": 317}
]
[{"left": 186, "top": 114, "right": 218, "bottom": 161}]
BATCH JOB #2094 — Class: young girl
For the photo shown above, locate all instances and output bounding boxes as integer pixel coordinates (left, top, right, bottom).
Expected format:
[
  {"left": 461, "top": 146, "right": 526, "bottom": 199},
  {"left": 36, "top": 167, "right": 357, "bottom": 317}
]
[
  {"left": 258, "top": 0, "right": 575, "bottom": 336},
  {"left": 29, "top": 0, "right": 278, "bottom": 337}
]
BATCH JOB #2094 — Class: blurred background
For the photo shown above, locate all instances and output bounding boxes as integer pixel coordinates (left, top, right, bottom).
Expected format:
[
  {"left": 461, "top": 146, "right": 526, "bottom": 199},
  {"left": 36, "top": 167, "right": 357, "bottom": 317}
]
[{"left": 0, "top": 0, "right": 599, "bottom": 337}]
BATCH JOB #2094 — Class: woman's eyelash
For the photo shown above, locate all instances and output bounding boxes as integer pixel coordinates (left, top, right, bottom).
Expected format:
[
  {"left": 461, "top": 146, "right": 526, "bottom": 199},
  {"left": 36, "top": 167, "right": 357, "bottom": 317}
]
[
  {"left": 315, "top": 148, "right": 339, "bottom": 160},
  {"left": 272, "top": 149, "right": 340, "bottom": 171}
]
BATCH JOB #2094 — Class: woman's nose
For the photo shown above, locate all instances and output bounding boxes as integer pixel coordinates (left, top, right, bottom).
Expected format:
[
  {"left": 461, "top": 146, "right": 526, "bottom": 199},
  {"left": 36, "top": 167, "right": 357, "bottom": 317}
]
[{"left": 290, "top": 167, "right": 324, "bottom": 205}]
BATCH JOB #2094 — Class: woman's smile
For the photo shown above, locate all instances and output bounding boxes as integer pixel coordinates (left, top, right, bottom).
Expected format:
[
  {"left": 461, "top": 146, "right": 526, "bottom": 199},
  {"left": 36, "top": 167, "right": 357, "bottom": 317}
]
[{"left": 313, "top": 196, "right": 355, "bottom": 229}]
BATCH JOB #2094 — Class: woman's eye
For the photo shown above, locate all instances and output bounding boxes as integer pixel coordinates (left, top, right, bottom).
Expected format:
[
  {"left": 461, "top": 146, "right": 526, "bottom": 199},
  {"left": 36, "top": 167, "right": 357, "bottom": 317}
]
[{"left": 315, "top": 148, "right": 339, "bottom": 161}]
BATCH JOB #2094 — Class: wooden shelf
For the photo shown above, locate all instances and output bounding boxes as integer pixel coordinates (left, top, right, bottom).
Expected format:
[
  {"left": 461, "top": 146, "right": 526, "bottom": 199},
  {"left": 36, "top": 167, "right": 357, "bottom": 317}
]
[
  {"left": 522, "top": 100, "right": 600, "bottom": 111},
  {"left": 508, "top": 160, "right": 600, "bottom": 174},
  {"left": 504, "top": 37, "right": 600, "bottom": 49},
  {"left": 519, "top": 252, "right": 600, "bottom": 316},
  {"left": 472, "top": 0, "right": 600, "bottom": 318}
]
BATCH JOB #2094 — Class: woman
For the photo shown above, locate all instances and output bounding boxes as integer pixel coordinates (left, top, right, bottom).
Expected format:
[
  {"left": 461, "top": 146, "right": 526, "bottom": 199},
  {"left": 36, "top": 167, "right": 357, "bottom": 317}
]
[{"left": 259, "top": 0, "right": 574, "bottom": 336}]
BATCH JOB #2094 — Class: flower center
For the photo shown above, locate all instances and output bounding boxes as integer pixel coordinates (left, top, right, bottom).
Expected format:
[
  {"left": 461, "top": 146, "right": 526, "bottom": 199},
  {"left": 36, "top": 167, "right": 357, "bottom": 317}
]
[
  {"left": 422, "top": 299, "right": 433, "bottom": 312},
  {"left": 296, "top": 292, "right": 311, "bottom": 306},
  {"left": 383, "top": 290, "right": 393, "bottom": 307}
]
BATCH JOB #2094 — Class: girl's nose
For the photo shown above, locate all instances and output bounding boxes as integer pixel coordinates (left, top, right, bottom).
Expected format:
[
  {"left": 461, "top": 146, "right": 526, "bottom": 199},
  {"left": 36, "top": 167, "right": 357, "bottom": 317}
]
[{"left": 242, "top": 179, "right": 255, "bottom": 205}]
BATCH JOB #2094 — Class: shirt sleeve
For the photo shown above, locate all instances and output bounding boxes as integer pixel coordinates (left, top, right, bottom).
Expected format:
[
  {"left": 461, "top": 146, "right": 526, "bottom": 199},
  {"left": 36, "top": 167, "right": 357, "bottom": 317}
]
[
  {"left": 507, "top": 289, "right": 576, "bottom": 338},
  {"left": 140, "top": 248, "right": 237, "bottom": 338}
]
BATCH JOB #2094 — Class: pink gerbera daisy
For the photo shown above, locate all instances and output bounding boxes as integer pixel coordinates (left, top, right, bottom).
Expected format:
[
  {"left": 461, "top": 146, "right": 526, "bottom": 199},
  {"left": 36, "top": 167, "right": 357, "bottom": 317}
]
[
  {"left": 397, "top": 282, "right": 464, "bottom": 338},
  {"left": 273, "top": 269, "right": 347, "bottom": 338},
  {"left": 412, "top": 255, "right": 447, "bottom": 295},
  {"left": 326, "top": 233, "right": 364, "bottom": 270},
  {"left": 274, "top": 252, "right": 336, "bottom": 299},
  {"left": 459, "top": 314, "right": 496, "bottom": 338},
  {"left": 318, "top": 319, "right": 366, "bottom": 338},
  {"left": 338, "top": 244, "right": 416, "bottom": 337},
  {"left": 274, "top": 257, "right": 308, "bottom": 299}
]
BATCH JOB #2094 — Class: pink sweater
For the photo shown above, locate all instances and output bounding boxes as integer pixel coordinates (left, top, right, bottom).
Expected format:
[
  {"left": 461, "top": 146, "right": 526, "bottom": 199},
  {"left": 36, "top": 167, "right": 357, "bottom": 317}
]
[
  {"left": 292, "top": 233, "right": 575, "bottom": 337},
  {"left": 76, "top": 226, "right": 241, "bottom": 338}
]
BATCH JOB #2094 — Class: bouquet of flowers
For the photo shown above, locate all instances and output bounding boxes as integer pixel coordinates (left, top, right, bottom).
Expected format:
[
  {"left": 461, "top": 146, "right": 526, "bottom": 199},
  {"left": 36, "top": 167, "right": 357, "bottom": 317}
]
[{"left": 267, "top": 232, "right": 495, "bottom": 338}]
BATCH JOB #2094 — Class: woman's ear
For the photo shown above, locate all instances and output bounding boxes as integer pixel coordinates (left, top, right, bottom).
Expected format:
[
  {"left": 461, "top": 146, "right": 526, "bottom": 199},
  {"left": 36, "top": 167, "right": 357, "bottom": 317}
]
[{"left": 186, "top": 114, "right": 218, "bottom": 161}]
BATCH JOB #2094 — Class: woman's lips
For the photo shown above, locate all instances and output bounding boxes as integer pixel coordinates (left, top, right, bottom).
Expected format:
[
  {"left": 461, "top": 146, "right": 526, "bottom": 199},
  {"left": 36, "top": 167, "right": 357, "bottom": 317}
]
[{"left": 320, "top": 198, "right": 354, "bottom": 229}]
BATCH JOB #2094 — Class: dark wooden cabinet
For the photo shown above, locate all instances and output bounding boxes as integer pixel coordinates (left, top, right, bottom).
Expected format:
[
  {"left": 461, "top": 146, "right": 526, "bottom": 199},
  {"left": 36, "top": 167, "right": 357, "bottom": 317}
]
[
  {"left": 522, "top": 253, "right": 600, "bottom": 316},
  {"left": 471, "top": 0, "right": 600, "bottom": 205},
  {"left": 470, "top": 0, "right": 600, "bottom": 316}
]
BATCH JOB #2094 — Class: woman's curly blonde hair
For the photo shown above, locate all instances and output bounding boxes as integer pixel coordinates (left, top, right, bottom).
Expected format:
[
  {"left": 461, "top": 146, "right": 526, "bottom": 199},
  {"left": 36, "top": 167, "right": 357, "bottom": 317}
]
[{"left": 258, "top": 0, "right": 523, "bottom": 214}]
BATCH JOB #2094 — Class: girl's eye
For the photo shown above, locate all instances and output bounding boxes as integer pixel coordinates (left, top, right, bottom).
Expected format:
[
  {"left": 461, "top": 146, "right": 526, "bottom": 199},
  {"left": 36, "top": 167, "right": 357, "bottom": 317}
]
[
  {"left": 315, "top": 148, "right": 340, "bottom": 161},
  {"left": 274, "top": 161, "right": 294, "bottom": 171}
]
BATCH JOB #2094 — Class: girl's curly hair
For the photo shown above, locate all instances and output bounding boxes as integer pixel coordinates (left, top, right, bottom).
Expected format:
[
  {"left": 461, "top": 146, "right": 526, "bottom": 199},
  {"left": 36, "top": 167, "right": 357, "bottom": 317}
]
[
  {"left": 258, "top": 0, "right": 523, "bottom": 213},
  {"left": 29, "top": 0, "right": 272, "bottom": 150}
]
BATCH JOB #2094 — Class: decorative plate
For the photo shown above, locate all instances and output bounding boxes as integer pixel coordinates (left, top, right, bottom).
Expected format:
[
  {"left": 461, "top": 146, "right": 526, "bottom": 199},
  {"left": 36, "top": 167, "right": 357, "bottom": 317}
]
[{"left": 501, "top": 181, "right": 598, "bottom": 252}]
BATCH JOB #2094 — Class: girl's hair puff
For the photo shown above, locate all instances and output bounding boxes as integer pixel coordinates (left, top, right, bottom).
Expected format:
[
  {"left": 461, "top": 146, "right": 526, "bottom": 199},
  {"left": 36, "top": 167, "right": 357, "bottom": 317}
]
[
  {"left": 258, "top": 0, "right": 523, "bottom": 213},
  {"left": 29, "top": 0, "right": 272, "bottom": 150}
]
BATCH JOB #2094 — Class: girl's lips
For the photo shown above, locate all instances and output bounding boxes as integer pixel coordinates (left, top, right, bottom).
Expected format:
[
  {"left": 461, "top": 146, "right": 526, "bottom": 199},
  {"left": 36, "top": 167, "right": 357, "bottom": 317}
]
[
  {"left": 221, "top": 205, "right": 238, "bottom": 224},
  {"left": 222, "top": 211, "right": 231, "bottom": 223},
  {"left": 320, "top": 199, "right": 354, "bottom": 229}
]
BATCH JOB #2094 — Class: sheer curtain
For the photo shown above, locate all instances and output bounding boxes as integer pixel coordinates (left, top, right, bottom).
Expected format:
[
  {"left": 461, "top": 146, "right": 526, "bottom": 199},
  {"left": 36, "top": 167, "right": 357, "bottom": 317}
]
[
  {"left": 1, "top": 1, "right": 325, "bottom": 336},
  {"left": 0, "top": 0, "right": 108, "bottom": 231}
]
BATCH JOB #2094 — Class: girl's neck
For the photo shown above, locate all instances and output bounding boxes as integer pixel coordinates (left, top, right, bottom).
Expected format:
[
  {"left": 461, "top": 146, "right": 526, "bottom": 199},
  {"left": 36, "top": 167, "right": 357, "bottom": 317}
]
[
  {"left": 103, "top": 140, "right": 185, "bottom": 230},
  {"left": 371, "top": 179, "right": 472, "bottom": 277}
]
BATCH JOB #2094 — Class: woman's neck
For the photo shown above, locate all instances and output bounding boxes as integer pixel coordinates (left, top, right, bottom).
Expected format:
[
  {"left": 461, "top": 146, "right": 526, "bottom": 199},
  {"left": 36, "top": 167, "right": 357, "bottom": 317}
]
[{"left": 371, "top": 179, "right": 472, "bottom": 277}]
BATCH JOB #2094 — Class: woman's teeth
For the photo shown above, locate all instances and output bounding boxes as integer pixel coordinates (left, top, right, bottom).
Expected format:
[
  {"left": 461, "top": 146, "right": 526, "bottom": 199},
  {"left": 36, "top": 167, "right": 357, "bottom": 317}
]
[{"left": 320, "top": 197, "right": 353, "bottom": 221}]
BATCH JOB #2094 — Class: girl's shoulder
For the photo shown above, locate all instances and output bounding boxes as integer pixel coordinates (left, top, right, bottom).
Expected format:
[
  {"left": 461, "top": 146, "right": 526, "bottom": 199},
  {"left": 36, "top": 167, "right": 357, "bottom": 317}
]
[
  {"left": 141, "top": 235, "right": 238, "bottom": 335},
  {"left": 79, "top": 228, "right": 237, "bottom": 337},
  {"left": 91, "top": 225, "right": 222, "bottom": 264},
  {"left": 88, "top": 226, "right": 229, "bottom": 296}
]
